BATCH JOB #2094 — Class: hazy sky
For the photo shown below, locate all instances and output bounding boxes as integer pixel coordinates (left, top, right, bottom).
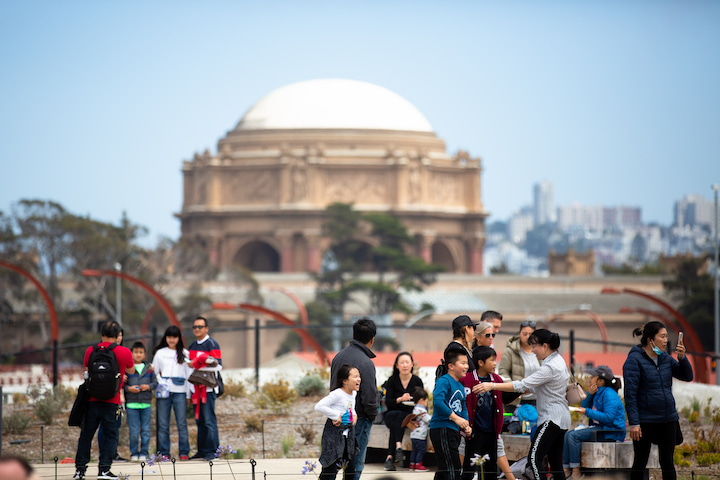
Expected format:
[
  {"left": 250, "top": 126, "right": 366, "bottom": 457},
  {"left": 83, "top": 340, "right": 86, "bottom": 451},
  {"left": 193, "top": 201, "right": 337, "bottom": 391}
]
[{"left": 2, "top": 1, "right": 719, "bottom": 246}]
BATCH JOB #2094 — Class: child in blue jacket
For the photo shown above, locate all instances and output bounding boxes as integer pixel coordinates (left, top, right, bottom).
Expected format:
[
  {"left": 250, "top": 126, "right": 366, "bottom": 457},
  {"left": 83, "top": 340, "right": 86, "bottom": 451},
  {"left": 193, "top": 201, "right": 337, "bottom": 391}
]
[{"left": 124, "top": 342, "right": 157, "bottom": 461}]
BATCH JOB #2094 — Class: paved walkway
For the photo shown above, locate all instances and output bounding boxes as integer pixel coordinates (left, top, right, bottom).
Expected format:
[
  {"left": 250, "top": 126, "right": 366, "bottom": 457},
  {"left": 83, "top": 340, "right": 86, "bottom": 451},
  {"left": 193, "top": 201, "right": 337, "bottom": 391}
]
[{"left": 33, "top": 459, "right": 433, "bottom": 480}]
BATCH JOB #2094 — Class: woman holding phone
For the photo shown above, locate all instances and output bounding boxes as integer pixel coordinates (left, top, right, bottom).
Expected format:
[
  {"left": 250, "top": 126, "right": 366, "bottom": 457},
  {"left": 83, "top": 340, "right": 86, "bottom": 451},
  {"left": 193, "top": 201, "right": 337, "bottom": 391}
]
[{"left": 623, "top": 322, "right": 693, "bottom": 480}]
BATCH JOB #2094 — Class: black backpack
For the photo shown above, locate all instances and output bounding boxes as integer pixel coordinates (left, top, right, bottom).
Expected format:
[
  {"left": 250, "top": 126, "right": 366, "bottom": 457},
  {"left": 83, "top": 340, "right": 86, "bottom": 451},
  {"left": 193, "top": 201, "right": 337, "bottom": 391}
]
[
  {"left": 435, "top": 358, "right": 448, "bottom": 381},
  {"left": 86, "top": 343, "right": 121, "bottom": 400}
]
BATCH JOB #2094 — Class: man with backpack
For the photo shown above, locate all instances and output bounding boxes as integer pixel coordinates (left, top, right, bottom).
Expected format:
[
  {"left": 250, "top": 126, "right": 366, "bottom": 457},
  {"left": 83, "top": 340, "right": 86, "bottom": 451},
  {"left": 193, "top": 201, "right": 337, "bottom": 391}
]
[{"left": 74, "top": 321, "right": 135, "bottom": 480}]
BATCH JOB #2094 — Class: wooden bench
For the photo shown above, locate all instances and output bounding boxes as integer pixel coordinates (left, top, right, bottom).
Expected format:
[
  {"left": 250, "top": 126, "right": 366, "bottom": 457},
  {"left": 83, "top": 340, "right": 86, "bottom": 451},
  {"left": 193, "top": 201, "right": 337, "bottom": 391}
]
[{"left": 581, "top": 441, "right": 659, "bottom": 469}]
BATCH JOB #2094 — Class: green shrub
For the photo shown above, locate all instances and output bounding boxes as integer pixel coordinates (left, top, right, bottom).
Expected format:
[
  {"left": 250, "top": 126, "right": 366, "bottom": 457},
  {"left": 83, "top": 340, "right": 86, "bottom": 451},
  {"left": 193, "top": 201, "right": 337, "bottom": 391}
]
[
  {"left": 697, "top": 453, "right": 720, "bottom": 466},
  {"left": 281, "top": 431, "right": 295, "bottom": 457},
  {"left": 222, "top": 379, "right": 247, "bottom": 398},
  {"left": 12, "top": 392, "right": 29, "bottom": 404},
  {"left": 253, "top": 379, "right": 297, "bottom": 414},
  {"left": 33, "top": 387, "right": 70, "bottom": 425},
  {"left": 295, "top": 374, "right": 326, "bottom": 397},
  {"left": 689, "top": 411, "right": 700, "bottom": 423},
  {"left": 3, "top": 412, "right": 32, "bottom": 434}
]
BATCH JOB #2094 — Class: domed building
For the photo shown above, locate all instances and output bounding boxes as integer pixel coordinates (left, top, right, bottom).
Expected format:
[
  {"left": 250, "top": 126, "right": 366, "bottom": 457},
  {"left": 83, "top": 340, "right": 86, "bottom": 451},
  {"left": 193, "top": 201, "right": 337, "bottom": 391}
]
[{"left": 178, "top": 79, "right": 488, "bottom": 274}]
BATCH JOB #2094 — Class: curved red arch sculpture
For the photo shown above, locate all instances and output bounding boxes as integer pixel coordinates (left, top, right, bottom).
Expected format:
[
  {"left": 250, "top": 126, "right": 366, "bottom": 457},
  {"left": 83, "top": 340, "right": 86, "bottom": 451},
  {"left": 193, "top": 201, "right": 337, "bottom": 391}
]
[
  {"left": 82, "top": 270, "right": 181, "bottom": 330},
  {"left": 544, "top": 309, "right": 609, "bottom": 353},
  {"left": 212, "top": 302, "right": 329, "bottom": 366},
  {"left": 0, "top": 260, "right": 58, "bottom": 343},
  {"left": 271, "top": 287, "right": 309, "bottom": 351},
  {"left": 603, "top": 287, "right": 708, "bottom": 383}
]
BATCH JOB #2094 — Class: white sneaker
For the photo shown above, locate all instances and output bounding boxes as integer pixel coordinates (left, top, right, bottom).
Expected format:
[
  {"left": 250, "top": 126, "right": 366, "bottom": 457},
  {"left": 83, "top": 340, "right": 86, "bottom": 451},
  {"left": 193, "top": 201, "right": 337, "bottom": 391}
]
[
  {"left": 130, "top": 456, "right": 139, "bottom": 462},
  {"left": 73, "top": 470, "right": 85, "bottom": 480},
  {"left": 98, "top": 471, "right": 117, "bottom": 480},
  {"left": 138, "top": 455, "right": 147, "bottom": 462}
]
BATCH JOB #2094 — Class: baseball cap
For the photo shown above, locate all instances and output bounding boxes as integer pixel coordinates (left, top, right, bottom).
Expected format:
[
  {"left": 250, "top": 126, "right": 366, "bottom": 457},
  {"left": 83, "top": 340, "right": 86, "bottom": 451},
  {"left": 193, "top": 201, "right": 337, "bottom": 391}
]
[
  {"left": 585, "top": 365, "right": 614, "bottom": 381},
  {"left": 452, "top": 315, "right": 478, "bottom": 330}
]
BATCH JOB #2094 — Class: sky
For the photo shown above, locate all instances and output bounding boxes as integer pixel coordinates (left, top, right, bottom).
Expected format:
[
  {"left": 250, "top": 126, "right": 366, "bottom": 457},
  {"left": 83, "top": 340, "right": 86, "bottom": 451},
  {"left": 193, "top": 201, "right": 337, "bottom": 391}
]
[{"left": 1, "top": 1, "right": 719, "bottom": 246}]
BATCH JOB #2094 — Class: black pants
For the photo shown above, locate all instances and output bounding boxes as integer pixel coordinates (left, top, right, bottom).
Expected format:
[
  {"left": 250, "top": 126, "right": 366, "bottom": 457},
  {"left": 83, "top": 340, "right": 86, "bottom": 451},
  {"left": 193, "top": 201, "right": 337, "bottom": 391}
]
[
  {"left": 383, "top": 409, "right": 407, "bottom": 457},
  {"left": 461, "top": 430, "right": 497, "bottom": 480},
  {"left": 631, "top": 422, "right": 677, "bottom": 480},
  {"left": 529, "top": 421, "right": 566, "bottom": 480},
  {"left": 430, "top": 428, "right": 462, "bottom": 480},
  {"left": 319, "top": 459, "right": 356, "bottom": 480}
]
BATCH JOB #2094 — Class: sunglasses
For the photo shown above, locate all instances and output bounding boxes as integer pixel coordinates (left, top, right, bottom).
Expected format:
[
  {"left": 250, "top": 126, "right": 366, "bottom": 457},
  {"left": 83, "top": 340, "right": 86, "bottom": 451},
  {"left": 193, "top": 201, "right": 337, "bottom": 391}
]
[
  {"left": 521, "top": 321, "right": 536, "bottom": 328},
  {"left": 484, "top": 333, "right": 496, "bottom": 338},
  {"left": 192, "top": 325, "right": 206, "bottom": 330}
]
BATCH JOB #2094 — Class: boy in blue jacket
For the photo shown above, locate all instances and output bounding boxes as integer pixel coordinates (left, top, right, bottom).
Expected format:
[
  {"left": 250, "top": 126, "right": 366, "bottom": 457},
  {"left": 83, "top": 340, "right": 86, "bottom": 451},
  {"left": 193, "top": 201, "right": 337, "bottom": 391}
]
[
  {"left": 429, "top": 345, "right": 472, "bottom": 480},
  {"left": 124, "top": 342, "right": 157, "bottom": 461}
]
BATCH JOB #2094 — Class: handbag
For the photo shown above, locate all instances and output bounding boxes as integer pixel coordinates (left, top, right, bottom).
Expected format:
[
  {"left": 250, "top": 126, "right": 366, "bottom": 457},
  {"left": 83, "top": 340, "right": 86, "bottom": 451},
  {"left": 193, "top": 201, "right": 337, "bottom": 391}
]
[
  {"left": 188, "top": 369, "right": 218, "bottom": 388},
  {"left": 566, "top": 367, "right": 587, "bottom": 405},
  {"left": 216, "top": 371, "right": 225, "bottom": 397}
]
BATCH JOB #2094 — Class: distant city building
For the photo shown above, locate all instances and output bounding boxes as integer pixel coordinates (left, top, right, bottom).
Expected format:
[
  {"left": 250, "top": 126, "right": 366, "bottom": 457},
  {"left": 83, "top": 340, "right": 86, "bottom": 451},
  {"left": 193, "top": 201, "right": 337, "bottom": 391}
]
[
  {"left": 548, "top": 248, "right": 595, "bottom": 276},
  {"left": 674, "top": 194, "right": 716, "bottom": 228},
  {"left": 533, "top": 181, "right": 555, "bottom": 225},
  {"left": 557, "top": 204, "right": 604, "bottom": 231},
  {"left": 509, "top": 206, "right": 534, "bottom": 243},
  {"left": 603, "top": 206, "right": 642, "bottom": 229}
]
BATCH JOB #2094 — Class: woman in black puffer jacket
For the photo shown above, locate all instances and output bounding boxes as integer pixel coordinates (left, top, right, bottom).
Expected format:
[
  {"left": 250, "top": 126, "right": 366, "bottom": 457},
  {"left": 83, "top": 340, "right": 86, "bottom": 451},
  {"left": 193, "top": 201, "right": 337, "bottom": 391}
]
[{"left": 623, "top": 321, "right": 693, "bottom": 480}]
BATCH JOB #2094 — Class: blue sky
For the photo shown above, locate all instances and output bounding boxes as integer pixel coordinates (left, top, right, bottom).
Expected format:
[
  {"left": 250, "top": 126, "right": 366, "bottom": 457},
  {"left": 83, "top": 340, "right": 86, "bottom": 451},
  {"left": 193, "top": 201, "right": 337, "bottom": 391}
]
[{"left": 1, "top": 1, "right": 719, "bottom": 246}]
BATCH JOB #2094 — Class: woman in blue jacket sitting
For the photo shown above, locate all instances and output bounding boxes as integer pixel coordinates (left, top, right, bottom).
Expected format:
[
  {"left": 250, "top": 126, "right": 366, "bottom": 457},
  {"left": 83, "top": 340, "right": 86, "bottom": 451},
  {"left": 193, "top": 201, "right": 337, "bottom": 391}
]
[
  {"left": 623, "top": 321, "right": 693, "bottom": 480},
  {"left": 562, "top": 365, "right": 626, "bottom": 479}
]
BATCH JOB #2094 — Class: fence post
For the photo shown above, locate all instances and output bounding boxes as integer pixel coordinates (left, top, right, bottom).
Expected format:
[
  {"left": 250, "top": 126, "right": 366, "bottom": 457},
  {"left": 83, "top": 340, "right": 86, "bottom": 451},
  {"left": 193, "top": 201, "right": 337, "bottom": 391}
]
[
  {"left": 569, "top": 329, "right": 575, "bottom": 371},
  {"left": 251, "top": 458, "right": 257, "bottom": 480},
  {"left": 255, "top": 318, "right": 260, "bottom": 392},
  {"left": 261, "top": 419, "right": 265, "bottom": 459},
  {"left": 53, "top": 339, "right": 59, "bottom": 387},
  {"left": 0, "top": 385, "right": 3, "bottom": 456},
  {"left": 151, "top": 326, "right": 157, "bottom": 352}
]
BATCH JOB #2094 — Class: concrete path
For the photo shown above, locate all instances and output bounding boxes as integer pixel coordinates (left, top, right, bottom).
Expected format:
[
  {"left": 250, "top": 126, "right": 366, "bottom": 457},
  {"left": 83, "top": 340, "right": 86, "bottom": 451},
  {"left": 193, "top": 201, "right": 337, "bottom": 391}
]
[{"left": 33, "top": 459, "right": 434, "bottom": 480}]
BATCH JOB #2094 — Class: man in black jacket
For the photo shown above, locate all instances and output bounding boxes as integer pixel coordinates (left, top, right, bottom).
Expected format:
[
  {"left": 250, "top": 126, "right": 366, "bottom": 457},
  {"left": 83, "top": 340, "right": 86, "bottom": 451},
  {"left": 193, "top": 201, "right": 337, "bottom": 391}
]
[{"left": 330, "top": 318, "right": 378, "bottom": 480}]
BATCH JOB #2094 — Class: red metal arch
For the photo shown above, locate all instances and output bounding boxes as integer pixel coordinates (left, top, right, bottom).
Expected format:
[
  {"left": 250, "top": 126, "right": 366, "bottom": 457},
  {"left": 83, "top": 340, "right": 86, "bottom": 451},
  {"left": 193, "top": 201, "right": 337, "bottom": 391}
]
[
  {"left": 212, "top": 302, "right": 329, "bottom": 366},
  {"left": 544, "top": 309, "right": 610, "bottom": 353},
  {"left": 82, "top": 270, "right": 181, "bottom": 330},
  {"left": 271, "top": 287, "right": 309, "bottom": 351},
  {"left": 603, "top": 287, "right": 708, "bottom": 383},
  {"left": 0, "top": 260, "right": 58, "bottom": 343}
]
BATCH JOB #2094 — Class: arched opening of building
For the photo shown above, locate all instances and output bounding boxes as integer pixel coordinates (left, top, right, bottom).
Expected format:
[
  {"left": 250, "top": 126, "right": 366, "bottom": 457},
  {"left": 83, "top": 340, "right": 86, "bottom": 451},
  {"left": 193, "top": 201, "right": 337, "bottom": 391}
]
[
  {"left": 432, "top": 241, "right": 456, "bottom": 273},
  {"left": 234, "top": 241, "right": 280, "bottom": 272}
]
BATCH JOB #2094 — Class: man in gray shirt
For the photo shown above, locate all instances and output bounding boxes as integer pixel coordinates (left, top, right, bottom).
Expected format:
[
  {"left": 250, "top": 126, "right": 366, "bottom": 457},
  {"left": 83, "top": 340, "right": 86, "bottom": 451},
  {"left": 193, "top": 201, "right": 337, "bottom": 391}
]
[{"left": 330, "top": 318, "right": 379, "bottom": 479}]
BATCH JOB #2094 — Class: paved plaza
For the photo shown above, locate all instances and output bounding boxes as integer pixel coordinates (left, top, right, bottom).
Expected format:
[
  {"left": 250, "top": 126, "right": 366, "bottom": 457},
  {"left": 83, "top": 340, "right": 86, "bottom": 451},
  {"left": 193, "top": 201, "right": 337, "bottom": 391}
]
[{"left": 33, "top": 459, "right": 431, "bottom": 480}]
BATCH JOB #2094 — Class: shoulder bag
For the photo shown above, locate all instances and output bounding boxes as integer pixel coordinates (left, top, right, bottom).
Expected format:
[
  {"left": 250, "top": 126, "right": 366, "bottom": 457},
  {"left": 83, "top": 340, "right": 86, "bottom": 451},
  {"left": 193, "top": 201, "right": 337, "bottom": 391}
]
[{"left": 566, "top": 367, "right": 587, "bottom": 405}]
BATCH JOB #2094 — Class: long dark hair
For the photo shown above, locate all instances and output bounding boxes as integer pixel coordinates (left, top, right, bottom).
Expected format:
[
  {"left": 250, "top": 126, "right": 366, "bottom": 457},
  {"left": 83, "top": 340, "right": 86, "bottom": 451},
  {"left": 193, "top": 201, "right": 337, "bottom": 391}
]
[
  {"left": 528, "top": 328, "right": 560, "bottom": 350},
  {"left": 332, "top": 364, "right": 357, "bottom": 391},
  {"left": 392, "top": 352, "right": 414, "bottom": 377},
  {"left": 602, "top": 376, "right": 623, "bottom": 392},
  {"left": 632, "top": 321, "right": 665, "bottom": 346},
  {"left": 152, "top": 325, "right": 186, "bottom": 364}
]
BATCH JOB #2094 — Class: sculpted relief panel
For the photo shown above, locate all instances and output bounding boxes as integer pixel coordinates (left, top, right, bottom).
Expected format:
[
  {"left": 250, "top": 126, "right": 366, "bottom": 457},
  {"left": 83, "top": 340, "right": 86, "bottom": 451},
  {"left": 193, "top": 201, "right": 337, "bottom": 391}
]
[
  {"left": 430, "top": 173, "right": 462, "bottom": 206},
  {"left": 324, "top": 171, "right": 389, "bottom": 204},
  {"left": 222, "top": 170, "right": 279, "bottom": 204}
]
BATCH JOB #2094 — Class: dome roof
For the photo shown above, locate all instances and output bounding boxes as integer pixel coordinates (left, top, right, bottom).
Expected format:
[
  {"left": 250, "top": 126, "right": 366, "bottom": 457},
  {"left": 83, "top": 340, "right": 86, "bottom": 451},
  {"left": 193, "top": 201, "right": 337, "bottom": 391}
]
[{"left": 234, "top": 79, "right": 433, "bottom": 132}]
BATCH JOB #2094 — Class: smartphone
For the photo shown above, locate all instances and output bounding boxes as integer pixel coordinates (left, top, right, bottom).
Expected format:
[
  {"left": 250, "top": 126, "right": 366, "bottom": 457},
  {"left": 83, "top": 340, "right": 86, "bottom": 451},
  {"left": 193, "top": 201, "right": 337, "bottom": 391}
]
[{"left": 678, "top": 332, "right": 683, "bottom": 344}]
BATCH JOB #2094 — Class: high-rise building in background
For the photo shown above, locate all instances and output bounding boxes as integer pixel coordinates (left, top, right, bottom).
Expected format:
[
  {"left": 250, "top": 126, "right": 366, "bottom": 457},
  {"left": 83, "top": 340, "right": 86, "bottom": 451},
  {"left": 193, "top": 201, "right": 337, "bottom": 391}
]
[
  {"left": 674, "top": 194, "right": 716, "bottom": 228},
  {"left": 533, "top": 181, "right": 555, "bottom": 226},
  {"left": 557, "top": 204, "right": 604, "bottom": 231},
  {"left": 509, "top": 206, "right": 534, "bottom": 243}
]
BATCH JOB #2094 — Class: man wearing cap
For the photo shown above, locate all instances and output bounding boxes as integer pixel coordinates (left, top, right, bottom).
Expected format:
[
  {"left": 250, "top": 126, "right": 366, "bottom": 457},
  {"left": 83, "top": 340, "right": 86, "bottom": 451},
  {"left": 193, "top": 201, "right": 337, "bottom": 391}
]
[
  {"left": 444, "top": 315, "right": 477, "bottom": 373},
  {"left": 562, "top": 365, "right": 626, "bottom": 480}
]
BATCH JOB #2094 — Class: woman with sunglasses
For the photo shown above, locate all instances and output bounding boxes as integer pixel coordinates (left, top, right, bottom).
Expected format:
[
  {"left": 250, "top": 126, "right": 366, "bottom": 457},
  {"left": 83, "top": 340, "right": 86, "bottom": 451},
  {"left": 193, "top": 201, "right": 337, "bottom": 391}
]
[
  {"left": 444, "top": 315, "right": 477, "bottom": 373},
  {"left": 472, "top": 322, "right": 496, "bottom": 348},
  {"left": 498, "top": 320, "right": 539, "bottom": 407}
]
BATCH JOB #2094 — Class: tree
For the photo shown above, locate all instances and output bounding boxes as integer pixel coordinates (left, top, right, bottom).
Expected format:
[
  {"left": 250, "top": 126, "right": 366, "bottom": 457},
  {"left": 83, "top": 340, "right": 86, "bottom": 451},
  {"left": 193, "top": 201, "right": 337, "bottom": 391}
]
[
  {"left": 663, "top": 257, "right": 715, "bottom": 351},
  {"left": 275, "top": 301, "right": 334, "bottom": 356}
]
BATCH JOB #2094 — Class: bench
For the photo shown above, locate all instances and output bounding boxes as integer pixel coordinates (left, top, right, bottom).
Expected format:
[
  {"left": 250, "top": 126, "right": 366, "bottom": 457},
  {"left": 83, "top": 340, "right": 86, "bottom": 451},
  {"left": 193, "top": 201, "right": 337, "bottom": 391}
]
[{"left": 581, "top": 441, "right": 659, "bottom": 469}]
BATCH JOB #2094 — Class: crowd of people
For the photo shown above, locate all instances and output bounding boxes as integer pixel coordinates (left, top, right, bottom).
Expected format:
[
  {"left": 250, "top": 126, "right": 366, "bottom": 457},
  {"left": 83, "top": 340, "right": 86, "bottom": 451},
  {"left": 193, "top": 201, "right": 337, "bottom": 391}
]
[
  {"left": 71, "top": 316, "right": 222, "bottom": 480},
  {"left": 63, "top": 307, "right": 692, "bottom": 480},
  {"left": 316, "top": 314, "right": 693, "bottom": 480}
]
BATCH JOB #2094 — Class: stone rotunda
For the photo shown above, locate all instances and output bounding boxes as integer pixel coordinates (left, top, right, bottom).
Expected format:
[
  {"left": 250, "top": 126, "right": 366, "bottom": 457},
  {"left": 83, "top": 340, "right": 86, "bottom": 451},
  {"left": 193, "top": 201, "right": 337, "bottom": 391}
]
[{"left": 178, "top": 79, "right": 488, "bottom": 273}]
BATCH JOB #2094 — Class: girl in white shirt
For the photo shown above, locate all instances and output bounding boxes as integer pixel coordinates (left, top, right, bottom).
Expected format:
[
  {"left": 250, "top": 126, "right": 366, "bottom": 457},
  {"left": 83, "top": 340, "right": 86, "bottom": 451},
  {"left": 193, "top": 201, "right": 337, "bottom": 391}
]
[
  {"left": 315, "top": 364, "right": 360, "bottom": 480},
  {"left": 151, "top": 325, "right": 192, "bottom": 459}
]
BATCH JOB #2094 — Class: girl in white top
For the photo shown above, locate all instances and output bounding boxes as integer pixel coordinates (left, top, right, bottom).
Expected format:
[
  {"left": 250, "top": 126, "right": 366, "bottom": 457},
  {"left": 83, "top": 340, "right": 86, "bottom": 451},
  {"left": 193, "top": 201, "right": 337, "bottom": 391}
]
[
  {"left": 151, "top": 325, "right": 192, "bottom": 458},
  {"left": 477, "top": 329, "right": 570, "bottom": 480},
  {"left": 315, "top": 364, "right": 360, "bottom": 480}
]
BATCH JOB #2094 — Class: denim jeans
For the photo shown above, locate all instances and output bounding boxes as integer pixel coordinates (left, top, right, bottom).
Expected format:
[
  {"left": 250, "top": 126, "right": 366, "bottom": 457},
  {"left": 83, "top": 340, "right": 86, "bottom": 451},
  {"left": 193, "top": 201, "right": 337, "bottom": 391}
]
[
  {"left": 157, "top": 393, "right": 190, "bottom": 456},
  {"left": 127, "top": 407, "right": 152, "bottom": 457},
  {"left": 196, "top": 391, "right": 219, "bottom": 458},
  {"left": 563, "top": 425, "right": 601, "bottom": 468},
  {"left": 410, "top": 438, "right": 426, "bottom": 465},
  {"left": 97, "top": 414, "right": 122, "bottom": 454},
  {"left": 353, "top": 417, "right": 373, "bottom": 479},
  {"left": 75, "top": 401, "right": 120, "bottom": 473}
]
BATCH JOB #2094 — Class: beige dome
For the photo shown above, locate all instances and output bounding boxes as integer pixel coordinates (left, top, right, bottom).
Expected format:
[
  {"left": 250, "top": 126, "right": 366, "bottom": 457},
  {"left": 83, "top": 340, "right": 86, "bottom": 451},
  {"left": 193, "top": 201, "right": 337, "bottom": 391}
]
[{"left": 234, "top": 79, "right": 433, "bottom": 132}]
